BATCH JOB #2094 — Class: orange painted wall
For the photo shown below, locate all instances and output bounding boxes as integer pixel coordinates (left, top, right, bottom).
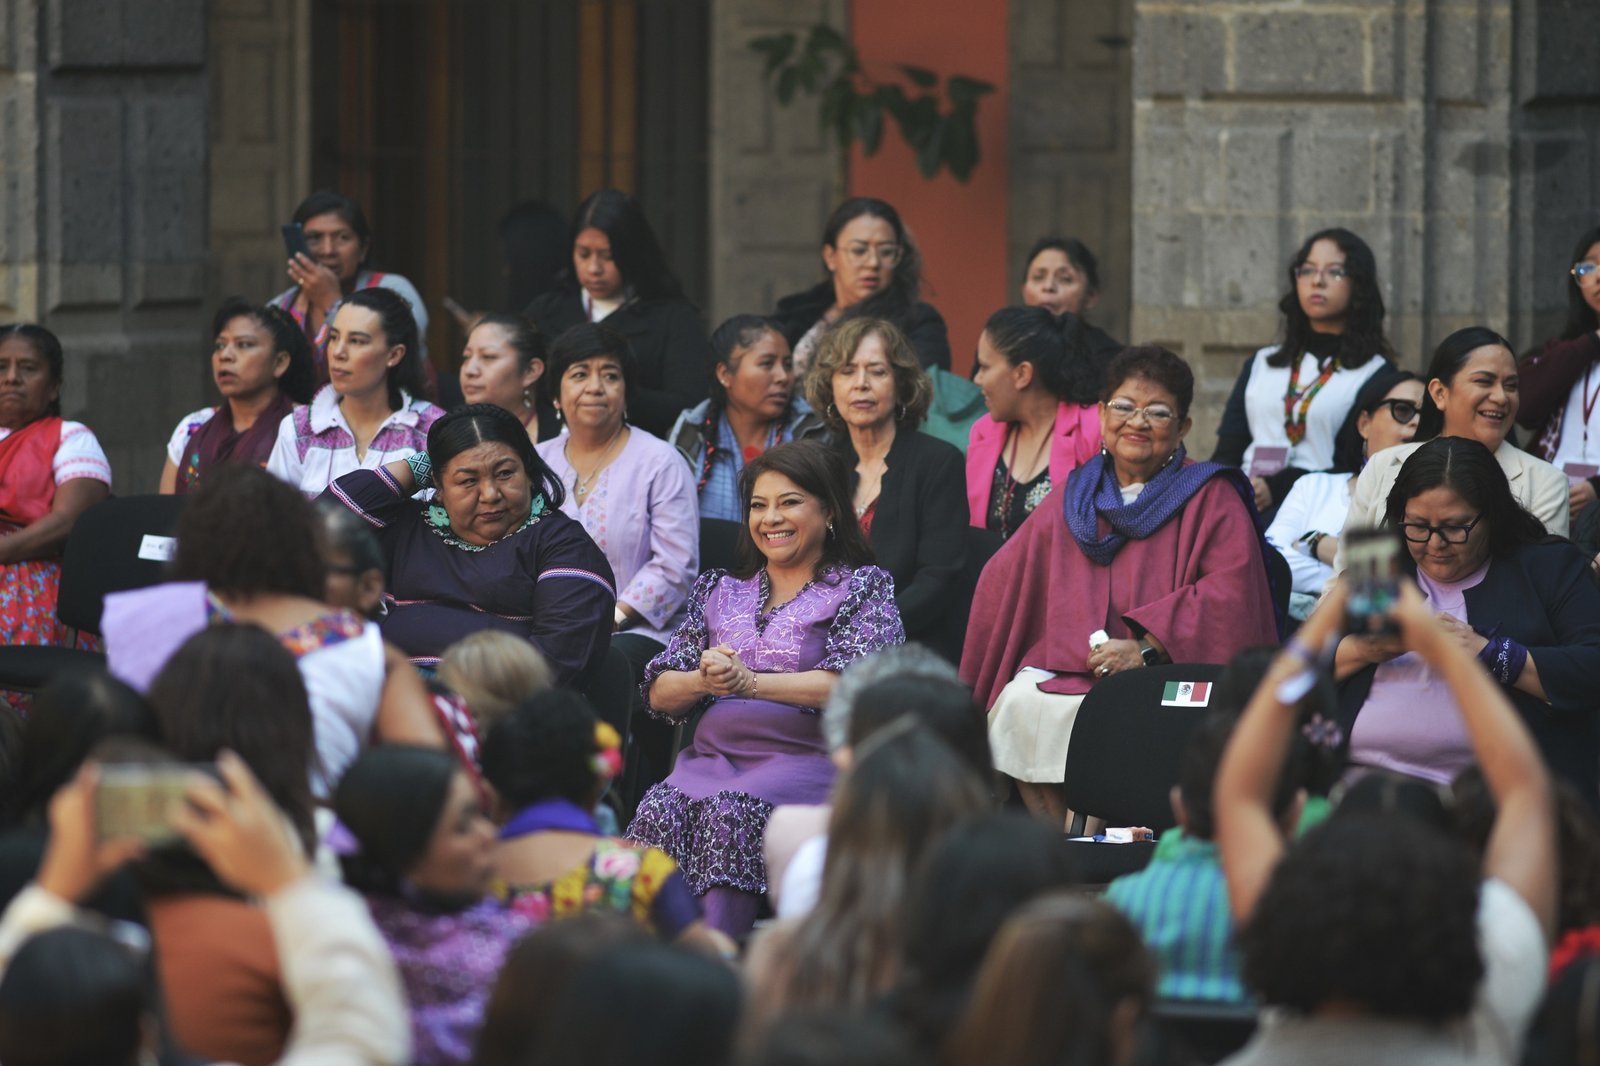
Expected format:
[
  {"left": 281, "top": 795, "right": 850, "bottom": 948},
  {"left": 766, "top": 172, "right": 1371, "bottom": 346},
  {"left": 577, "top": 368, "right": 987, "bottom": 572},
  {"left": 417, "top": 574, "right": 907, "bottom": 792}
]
[{"left": 848, "top": 0, "right": 1009, "bottom": 375}]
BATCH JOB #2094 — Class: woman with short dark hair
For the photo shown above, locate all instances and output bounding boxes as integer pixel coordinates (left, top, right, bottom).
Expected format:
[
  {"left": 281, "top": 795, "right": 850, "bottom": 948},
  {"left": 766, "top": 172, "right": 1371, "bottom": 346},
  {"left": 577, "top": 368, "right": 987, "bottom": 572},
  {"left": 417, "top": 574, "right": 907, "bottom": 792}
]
[
  {"left": 626, "top": 440, "right": 905, "bottom": 939},
  {"left": 323, "top": 403, "right": 616, "bottom": 684},
  {"left": 774, "top": 197, "right": 951, "bottom": 375},
  {"left": 963, "top": 345, "right": 1278, "bottom": 824},
  {"left": 160, "top": 300, "right": 316, "bottom": 494},
  {"left": 806, "top": 318, "right": 967, "bottom": 660},
  {"left": 522, "top": 189, "right": 708, "bottom": 437}
]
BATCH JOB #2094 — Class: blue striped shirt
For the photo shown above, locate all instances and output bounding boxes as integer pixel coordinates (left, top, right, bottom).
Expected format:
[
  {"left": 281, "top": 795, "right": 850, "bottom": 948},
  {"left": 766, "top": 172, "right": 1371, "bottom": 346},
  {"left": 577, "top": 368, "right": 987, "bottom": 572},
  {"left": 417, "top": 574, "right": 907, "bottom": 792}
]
[{"left": 1104, "top": 829, "right": 1249, "bottom": 1005}]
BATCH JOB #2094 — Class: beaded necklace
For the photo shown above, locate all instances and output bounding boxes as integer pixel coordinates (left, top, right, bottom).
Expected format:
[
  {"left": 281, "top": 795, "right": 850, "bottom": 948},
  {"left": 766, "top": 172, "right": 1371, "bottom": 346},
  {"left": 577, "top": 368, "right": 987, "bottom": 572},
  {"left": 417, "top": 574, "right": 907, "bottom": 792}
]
[{"left": 1282, "top": 354, "right": 1339, "bottom": 445}]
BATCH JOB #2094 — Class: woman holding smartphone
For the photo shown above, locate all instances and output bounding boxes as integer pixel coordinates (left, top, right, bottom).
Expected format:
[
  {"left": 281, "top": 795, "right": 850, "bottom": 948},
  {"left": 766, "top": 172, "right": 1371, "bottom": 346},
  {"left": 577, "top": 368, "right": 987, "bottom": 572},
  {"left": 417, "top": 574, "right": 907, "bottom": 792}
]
[{"left": 1334, "top": 436, "right": 1600, "bottom": 800}]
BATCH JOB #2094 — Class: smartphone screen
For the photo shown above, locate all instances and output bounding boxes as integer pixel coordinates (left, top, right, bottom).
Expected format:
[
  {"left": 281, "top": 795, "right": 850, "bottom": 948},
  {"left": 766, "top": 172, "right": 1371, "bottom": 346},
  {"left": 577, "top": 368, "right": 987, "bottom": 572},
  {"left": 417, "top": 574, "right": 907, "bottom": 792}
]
[
  {"left": 95, "top": 764, "right": 212, "bottom": 845},
  {"left": 1343, "top": 527, "right": 1402, "bottom": 636},
  {"left": 281, "top": 222, "right": 311, "bottom": 261}
]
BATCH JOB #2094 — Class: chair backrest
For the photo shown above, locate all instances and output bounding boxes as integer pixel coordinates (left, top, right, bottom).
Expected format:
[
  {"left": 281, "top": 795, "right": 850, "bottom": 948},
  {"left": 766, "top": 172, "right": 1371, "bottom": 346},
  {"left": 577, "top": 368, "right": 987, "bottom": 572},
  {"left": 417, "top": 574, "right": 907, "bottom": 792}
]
[
  {"left": 580, "top": 644, "right": 634, "bottom": 734},
  {"left": 1061, "top": 663, "right": 1227, "bottom": 832},
  {"left": 1262, "top": 542, "right": 1292, "bottom": 632},
  {"left": 1150, "top": 998, "right": 1259, "bottom": 1064},
  {"left": 698, "top": 517, "right": 744, "bottom": 574},
  {"left": 56, "top": 495, "right": 186, "bottom": 636}
]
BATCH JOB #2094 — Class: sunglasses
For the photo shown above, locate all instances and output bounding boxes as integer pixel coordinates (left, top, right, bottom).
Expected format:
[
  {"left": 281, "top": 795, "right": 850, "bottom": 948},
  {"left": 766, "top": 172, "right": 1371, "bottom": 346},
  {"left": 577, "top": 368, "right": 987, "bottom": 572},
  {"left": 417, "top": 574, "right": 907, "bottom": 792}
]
[{"left": 1369, "top": 398, "right": 1421, "bottom": 424}]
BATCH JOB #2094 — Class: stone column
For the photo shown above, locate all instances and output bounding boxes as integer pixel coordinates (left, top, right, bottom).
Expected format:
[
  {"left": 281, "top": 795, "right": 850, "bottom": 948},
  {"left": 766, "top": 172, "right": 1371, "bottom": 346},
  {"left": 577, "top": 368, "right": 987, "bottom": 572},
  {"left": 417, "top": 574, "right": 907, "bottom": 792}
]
[
  {"left": 0, "top": 0, "right": 212, "bottom": 491},
  {"left": 1128, "top": 0, "right": 1600, "bottom": 455},
  {"left": 706, "top": 0, "right": 846, "bottom": 325}
]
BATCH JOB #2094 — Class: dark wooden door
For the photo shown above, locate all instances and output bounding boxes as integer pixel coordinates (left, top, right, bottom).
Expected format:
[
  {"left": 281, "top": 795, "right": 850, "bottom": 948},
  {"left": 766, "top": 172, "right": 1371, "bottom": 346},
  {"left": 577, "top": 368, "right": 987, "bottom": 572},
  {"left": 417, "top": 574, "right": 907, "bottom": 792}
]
[{"left": 310, "top": 0, "right": 708, "bottom": 371}]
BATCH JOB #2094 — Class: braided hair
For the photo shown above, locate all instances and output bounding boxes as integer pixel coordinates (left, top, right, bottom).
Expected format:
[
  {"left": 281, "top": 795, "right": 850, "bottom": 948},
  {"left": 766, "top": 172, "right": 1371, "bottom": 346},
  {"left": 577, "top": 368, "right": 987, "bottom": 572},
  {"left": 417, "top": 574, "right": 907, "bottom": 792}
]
[{"left": 698, "top": 314, "right": 790, "bottom": 494}]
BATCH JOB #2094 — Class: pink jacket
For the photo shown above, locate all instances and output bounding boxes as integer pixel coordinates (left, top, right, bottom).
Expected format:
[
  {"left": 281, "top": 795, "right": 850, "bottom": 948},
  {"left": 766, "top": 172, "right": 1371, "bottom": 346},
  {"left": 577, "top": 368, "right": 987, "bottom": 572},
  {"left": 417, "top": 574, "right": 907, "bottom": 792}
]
[{"left": 965, "top": 402, "right": 1102, "bottom": 526}]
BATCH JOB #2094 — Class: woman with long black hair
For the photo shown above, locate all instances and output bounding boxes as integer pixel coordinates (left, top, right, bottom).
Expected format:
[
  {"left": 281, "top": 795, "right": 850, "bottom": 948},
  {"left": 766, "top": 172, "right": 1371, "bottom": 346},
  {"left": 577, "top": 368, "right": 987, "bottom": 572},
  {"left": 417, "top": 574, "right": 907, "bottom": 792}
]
[
  {"left": 1212, "top": 228, "right": 1395, "bottom": 516},
  {"left": 522, "top": 189, "right": 707, "bottom": 437}
]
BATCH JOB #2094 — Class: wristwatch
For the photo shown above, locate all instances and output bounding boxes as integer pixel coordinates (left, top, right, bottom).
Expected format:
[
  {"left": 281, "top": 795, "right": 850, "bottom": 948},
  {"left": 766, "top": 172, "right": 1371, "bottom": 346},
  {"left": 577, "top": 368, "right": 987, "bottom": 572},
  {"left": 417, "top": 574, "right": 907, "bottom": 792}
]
[{"left": 1138, "top": 637, "right": 1160, "bottom": 666}]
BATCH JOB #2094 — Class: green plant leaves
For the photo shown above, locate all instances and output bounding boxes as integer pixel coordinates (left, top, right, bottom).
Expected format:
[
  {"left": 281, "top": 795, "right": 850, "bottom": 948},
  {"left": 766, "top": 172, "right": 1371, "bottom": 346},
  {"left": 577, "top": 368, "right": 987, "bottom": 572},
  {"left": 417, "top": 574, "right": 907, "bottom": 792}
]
[{"left": 750, "top": 24, "right": 992, "bottom": 183}]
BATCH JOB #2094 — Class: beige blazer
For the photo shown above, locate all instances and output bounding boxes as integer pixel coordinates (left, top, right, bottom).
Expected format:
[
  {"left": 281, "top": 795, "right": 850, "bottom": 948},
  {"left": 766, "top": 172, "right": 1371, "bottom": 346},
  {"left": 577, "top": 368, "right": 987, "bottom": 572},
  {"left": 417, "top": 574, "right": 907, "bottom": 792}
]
[{"left": 1332, "top": 438, "right": 1570, "bottom": 579}]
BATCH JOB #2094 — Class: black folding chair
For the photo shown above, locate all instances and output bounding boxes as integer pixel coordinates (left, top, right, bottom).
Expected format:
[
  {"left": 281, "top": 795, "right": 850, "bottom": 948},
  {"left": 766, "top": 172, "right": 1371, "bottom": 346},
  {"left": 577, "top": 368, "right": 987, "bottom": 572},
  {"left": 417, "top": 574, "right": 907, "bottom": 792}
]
[
  {"left": 698, "top": 517, "right": 743, "bottom": 574},
  {"left": 0, "top": 494, "right": 185, "bottom": 695},
  {"left": 1060, "top": 663, "right": 1226, "bottom": 885}
]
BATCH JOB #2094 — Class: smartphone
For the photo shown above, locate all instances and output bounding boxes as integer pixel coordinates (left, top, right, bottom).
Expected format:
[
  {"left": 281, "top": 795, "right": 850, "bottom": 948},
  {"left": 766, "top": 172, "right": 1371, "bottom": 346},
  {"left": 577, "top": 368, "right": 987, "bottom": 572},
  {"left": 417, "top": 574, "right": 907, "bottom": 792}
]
[
  {"left": 95, "top": 764, "right": 214, "bottom": 845},
  {"left": 1343, "top": 527, "right": 1403, "bottom": 636},
  {"left": 281, "top": 222, "right": 312, "bottom": 261}
]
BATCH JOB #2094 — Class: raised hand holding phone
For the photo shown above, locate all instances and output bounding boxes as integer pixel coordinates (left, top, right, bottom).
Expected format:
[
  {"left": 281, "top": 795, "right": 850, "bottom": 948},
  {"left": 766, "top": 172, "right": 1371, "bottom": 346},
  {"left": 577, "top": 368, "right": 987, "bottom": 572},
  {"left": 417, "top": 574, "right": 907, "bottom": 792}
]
[
  {"left": 37, "top": 765, "right": 147, "bottom": 905},
  {"left": 171, "top": 750, "right": 308, "bottom": 899}
]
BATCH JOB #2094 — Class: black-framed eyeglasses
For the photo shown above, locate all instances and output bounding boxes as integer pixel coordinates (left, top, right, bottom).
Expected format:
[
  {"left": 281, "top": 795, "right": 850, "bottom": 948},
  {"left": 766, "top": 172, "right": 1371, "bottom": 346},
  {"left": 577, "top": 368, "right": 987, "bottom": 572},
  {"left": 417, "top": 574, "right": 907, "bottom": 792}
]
[
  {"left": 1399, "top": 513, "right": 1483, "bottom": 544},
  {"left": 1373, "top": 398, "right": 1420, "bottom": 424},
  {"left": 1293, "top": 264, "right": 1349, "bottom": 282}
]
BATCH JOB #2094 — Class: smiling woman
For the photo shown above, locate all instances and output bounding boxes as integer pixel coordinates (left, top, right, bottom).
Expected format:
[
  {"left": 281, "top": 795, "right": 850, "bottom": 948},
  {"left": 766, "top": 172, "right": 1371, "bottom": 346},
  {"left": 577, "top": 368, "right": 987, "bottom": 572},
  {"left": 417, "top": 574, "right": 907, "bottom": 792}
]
[
  {"left": 626, "top": 440, "right": 905, "bottom": 940},
  {"left": 321, "top": 403, "right": 616, "bottom": 684},
  {"left": 1338, "top": 327, "right": 1571, "bottom": 573}
]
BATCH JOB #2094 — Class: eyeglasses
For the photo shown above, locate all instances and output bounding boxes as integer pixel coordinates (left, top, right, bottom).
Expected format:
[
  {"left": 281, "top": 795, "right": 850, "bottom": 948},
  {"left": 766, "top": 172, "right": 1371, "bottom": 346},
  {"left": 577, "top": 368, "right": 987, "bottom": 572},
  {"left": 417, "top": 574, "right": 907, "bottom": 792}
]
[
  {"left": 1105, "top": 399, "right": 1177, "bottom": 428},
  {"left": 1573, "top": 261, "right": 1599, "bottom": 282},
  {"left": 1373, "top": 398, "right": 1420, "bottom": 424},
  {"left": 1294, "top": 264, "right": 1350, "bottom": 283},
  {"left": 841, "top": 243, "right": 901, "bottom": 267},
  {"left": 1398, "top": 513, "right": 1483, "bottom": 544}
]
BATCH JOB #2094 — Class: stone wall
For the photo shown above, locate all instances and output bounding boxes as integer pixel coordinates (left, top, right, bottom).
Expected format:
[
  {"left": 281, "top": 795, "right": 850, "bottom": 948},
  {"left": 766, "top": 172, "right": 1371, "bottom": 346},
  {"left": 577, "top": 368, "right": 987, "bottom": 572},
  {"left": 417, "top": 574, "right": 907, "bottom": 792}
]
[
  {"left": 706, "top": 0, "right": 846, "bottom": 326},
  {"left": 1130, "top": 0, "right": 1600, "bottom": 457},
  {"left": 0, "top": 0, "right": 212, "bottom": 492},
  {"left": 1008, "top": 0, "right": 1134, "bottom": 345}
]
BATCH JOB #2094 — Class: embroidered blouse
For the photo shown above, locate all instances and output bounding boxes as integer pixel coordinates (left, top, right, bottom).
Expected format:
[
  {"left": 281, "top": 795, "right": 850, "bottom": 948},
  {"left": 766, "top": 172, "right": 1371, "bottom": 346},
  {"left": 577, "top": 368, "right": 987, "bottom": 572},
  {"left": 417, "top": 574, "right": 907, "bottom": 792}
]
[{"left": 266, "top": 384, "right": 444, "bottom": 498}]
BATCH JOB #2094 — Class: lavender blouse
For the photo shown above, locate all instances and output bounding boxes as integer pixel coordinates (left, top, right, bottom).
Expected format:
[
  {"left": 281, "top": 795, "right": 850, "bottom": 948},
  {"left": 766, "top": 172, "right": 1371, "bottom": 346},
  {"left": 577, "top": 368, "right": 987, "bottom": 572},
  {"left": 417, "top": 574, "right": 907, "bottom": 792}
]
[{"left": 536, "top": 427, "right": 700, "bottom": 645}]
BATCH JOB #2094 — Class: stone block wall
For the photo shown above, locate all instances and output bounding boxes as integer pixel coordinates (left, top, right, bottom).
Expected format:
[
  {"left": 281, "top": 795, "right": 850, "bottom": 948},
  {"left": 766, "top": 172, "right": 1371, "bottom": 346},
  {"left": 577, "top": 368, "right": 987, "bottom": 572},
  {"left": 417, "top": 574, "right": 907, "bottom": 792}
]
[
  {"left": 706, "top": 0, "right": 846, "bottom": 326},
  {"left": 1009, "top": 0, "right": 1135, "bottom": 344},
  {"left": 1130, "top": 0, "right": 1600, "bottom": 457},
  {"left": 0, "top": 0, "right": 212, "bottom": 492}
]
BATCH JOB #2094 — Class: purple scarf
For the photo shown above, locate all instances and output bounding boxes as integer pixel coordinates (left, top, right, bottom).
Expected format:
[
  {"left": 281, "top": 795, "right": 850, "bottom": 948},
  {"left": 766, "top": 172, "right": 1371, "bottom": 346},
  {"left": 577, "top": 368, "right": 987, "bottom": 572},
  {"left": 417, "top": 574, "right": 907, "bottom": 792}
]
[
  {"left": 1063, "top": 445, "right": 1257, "bottom": 566},
  {"left": 177, "top": 392, "right": 295, "bottom": 495}
]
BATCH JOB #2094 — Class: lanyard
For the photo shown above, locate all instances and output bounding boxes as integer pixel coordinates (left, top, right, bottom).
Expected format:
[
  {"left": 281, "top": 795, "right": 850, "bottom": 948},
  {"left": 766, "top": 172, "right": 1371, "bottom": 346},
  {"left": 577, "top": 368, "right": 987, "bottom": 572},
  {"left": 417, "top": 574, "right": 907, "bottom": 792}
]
[
  {"left": 1582, "top": 363, "right": 1600, "bottom": 451},
  {"left": 1282, "top": 355, "right": 1338, "bottom": 446}
]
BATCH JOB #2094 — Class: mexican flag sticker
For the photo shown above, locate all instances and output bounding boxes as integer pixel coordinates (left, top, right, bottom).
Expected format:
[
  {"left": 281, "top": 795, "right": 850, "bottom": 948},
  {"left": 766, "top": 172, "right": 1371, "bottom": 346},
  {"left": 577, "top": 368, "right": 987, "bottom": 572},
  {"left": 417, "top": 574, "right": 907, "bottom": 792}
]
[{"left": 1161, "top": 680, "right": 1212, "bottom": 707}]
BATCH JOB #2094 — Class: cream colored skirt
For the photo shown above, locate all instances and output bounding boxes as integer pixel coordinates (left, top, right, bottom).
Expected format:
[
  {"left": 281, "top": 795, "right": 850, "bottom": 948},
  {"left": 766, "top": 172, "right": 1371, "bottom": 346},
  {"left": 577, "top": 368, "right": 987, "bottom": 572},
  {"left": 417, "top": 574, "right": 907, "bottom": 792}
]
[{"left": 986, "top": 668, "right": 1087, "bottom": 784}]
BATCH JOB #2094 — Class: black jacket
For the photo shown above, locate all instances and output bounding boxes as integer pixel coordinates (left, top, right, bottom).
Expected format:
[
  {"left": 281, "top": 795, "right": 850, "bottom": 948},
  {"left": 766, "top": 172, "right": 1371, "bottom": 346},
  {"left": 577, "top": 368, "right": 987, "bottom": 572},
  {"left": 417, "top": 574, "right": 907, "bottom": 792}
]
[
  {"left": 524, "top": 288, "right": 709, "bottom": 439},
  {"left": 1336, "top": 539, "right": 1600, "bottom": 804},
  {"left": 840, "top": 428, "right": 969, "bottom": 661},
  {"left": 773, "top": 281, "right": 952, "bottom": 372}
]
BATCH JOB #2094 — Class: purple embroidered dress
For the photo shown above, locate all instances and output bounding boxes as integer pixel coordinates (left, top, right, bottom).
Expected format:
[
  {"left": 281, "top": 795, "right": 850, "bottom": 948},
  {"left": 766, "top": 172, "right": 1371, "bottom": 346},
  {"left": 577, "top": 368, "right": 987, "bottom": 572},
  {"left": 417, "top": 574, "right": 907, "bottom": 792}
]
[
  {"left": 625, "top": 565, "right": 904, "bottom": 897},
  {"left": 365, "top": 896, "right": 531, "bottom": 1066}
]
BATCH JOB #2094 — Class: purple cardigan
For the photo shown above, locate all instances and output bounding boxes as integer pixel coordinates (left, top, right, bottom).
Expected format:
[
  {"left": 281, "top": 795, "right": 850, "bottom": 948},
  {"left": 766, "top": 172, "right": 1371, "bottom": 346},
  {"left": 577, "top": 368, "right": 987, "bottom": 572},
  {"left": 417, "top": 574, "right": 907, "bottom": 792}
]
[{"left": 536, "top": 427, "right": 700, "bottom": 645}]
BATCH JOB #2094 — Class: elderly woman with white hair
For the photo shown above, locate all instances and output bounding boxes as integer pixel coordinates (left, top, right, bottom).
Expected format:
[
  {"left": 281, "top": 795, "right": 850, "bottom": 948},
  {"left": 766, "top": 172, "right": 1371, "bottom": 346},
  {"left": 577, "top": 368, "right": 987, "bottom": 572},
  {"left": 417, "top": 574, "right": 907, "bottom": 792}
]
[{"left": 763, "top": 644, "right": 990, "bottom": 916}]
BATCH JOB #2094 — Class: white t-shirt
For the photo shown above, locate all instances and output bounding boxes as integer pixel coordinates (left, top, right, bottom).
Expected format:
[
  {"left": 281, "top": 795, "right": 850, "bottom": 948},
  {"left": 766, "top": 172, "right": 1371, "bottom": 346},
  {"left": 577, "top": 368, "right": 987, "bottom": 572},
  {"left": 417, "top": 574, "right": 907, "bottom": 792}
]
[
  {"left": 1241, "top": 346, "right": 1387, "bottom": 474},
  {"left": 1465, "top": 878, "right": 1547, "bottom": 1065},
  {"left": 777, "top": 834, "right": 827, "bottom": 919},
  {"left": 0, "top": 420, "right": 112, "bottom": 487},
  {"left": 1550, "top": 365, "right": 1600, "bottom": 469}
]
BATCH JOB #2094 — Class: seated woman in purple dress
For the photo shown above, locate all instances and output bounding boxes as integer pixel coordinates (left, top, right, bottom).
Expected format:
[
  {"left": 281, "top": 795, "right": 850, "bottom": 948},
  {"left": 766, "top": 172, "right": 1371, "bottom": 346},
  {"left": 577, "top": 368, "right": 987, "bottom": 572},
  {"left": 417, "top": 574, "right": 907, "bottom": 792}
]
[
  {"left": 334, "top": 745, "right": 532, "bottom": 1066},
  {"left": 322, "top": 403, "right": 616, "bottom": 684},
  {"left": 625, "top": 440, "right": 906, "bottom": 940}
]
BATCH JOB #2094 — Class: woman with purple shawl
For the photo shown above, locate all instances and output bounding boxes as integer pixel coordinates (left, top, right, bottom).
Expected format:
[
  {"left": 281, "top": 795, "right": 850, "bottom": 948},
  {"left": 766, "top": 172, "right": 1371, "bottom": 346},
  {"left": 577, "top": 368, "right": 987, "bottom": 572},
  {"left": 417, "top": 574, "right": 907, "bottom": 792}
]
[
  {"left": 961, "top": 346, "right": 1278, "bottom": 828},
  {"left": 626, "top": 440, "right": 905, "bottom": 940},
  {"left": 158, "top": 300, "right": 317, "bottom": 494}
]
